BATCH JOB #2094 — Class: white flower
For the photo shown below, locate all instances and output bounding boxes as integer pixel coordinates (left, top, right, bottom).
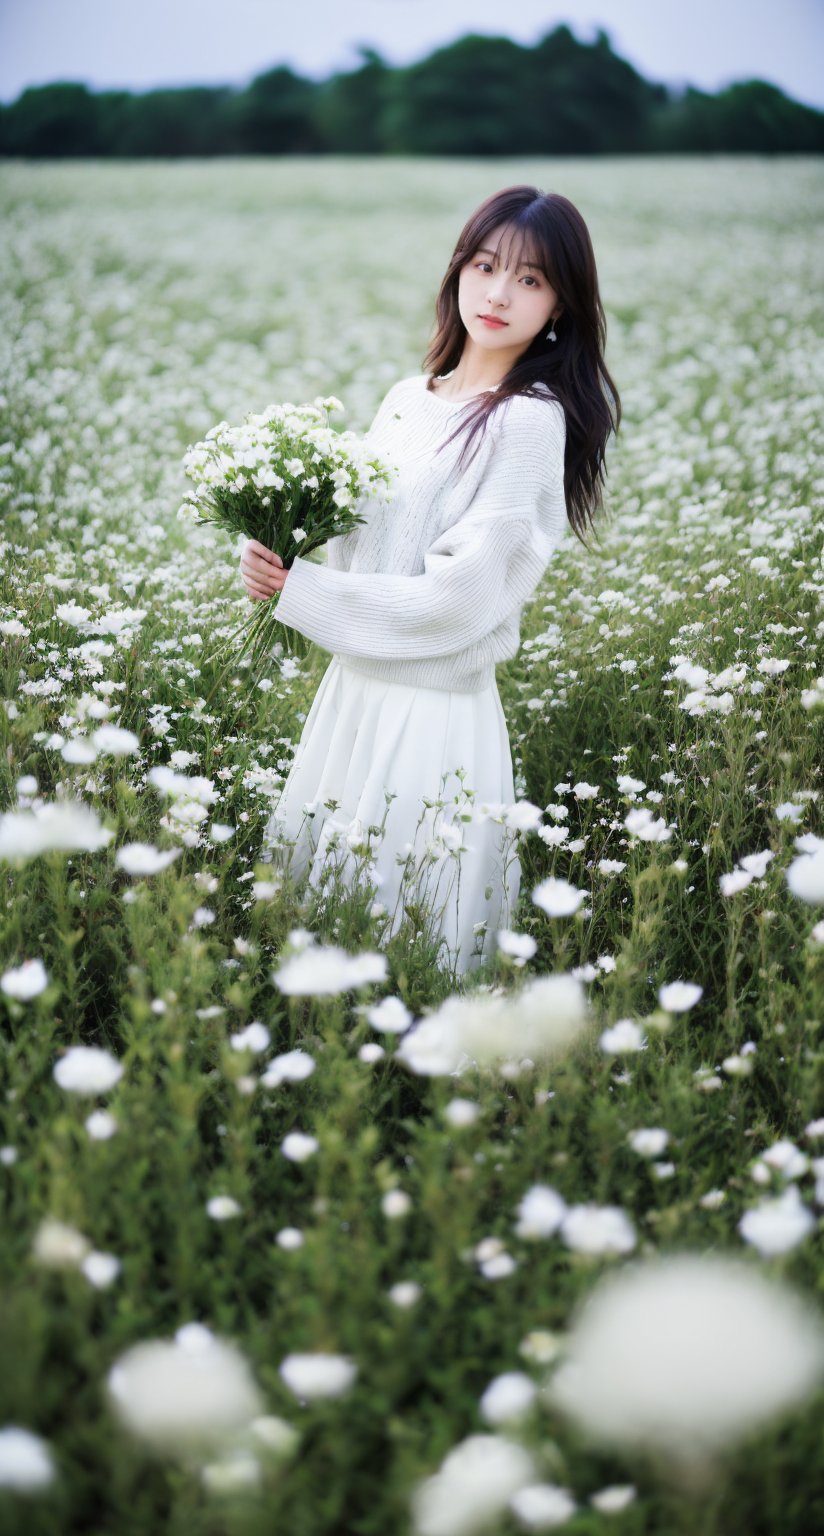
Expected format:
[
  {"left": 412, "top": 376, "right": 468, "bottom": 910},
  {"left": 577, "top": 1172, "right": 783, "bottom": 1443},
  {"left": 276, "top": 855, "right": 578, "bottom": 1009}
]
[
  {"left": 0, "top": 801, "right": 113, "bottom": 863},
  {"left": 495, "top": 929, "right": 537, "bottom": 963},
  {"left": 107, "top": 1324, "right": 264, "bottom": 1456},
  {"left": 397, "top": 974, "right": 588, "bottom": 1078},
  {"left": 85, "top": 1109, "right": 118, "bottom": 1140},
  {"left": 599, "top": 1019, "right": 646, "bottom": 1054},
  {"left": 209, "top": 823, "right": 235, "bottom": 843},
  {"left": 207, "top": 1196, "right": 242, "bottom": 1221},
  {"left": 359, "top": 1041, "right": 385, "bottom": 1064},
  {"left": 62, "top": 737, "right": 98, "bottom": 765},
  {"left": 658, "top": 980, "right": 703, "bottom": 1013},
  {"left": 740, "top": 854, "right": 771, "bottom": 878},
  {"left": 261, "top": 1049, "right": 316, "bottom": 1087},
  {"left": 148, "top": 765, "right": 218, "bottom": 806},
  {"left": 389, "top": 1281, "right": 422, "bottom": 1308},
  {"left": 738, "top": 1184, "right": 816, "bottom": 1256},
  {"left": 508, "top": 1482, "right": 577, "bottom": 1528},
  {"left": 625, "top": 808, "right": 673, "bottom": 842},
  {"left": 444, "top": 1098, "right": 480, "bottom": 1128},
  {"left": 1, "top": 958, "right": 48, "bottom": 1000},
  {"left": 560, "top": 1204, "right": 636, "bottom": 1255},
  {"left": 115, "top": 842, "right": 182, "bottom": 876},
  {"left": 201, "top": 1450, "right": 261, "bottom": 1492},
  {"left": 531, "top": 877, "right": 586, "bottom": 918},
  {"left": 279, "top": 1352, "right": 357, "bottom": 1400},
  {"left": 92, "top": 724, "right": 140, "bottom": 756},
  {"left": 589, "top": 1485, "right": 637, "bottom": 1514},
  {"left": 55, "top": 602, "right": 92, "bottom": 626},
  {"left": 628, "top": 1128, "right": 669, "bottom": 1158},
  {"left": 720, "top": 868, "right": 755, "bottom": 896},
  {"left": 411, "top": 1433, "right": 536, "bottom": 1536},
  {"left": 82, "top": 1251, "right": 121, "bottom": 1289},
  {"left": 32, "top": 1218, "right": 90, "bottom": 1269},
  {"left": 786, "top": 850, "right": 824, "bottom": 905},
  {"left": 229, "top": 1022, "right": 270, "bottom": 1054},
  {"left": 281, "top": 1131, "right": 319, "bottom": 1162},
  {"left": 363, "top": 994, "right": 413, "bottom": 1034},
  {"left": 53, "top": 1045, "right": 123, "bottom": 1095},
  {"left": 617, "top": 773, "right": 647, "bottom": 794},
  {"left": 514, "top": 1184, "right": 567, "bottom": 1240},
  {"left": 273, "top": 942, "right": 388, "bottom": 995},
  {"left": 382, "top": 1189, "right": 412, "bottom": 1219},
  {"left": 94, "top": 606, "right": 147, "bottom": 636},
  {"left": 547, "top": 1254, "right": 824, "bottom": 1468},
  {"left": 504, "top": 800, "right": 544, "bottom": 832},
  {"left": 275, "top": 1227, "right": 304, "bottom": 1250},
  {"left": 480, "top": 1252, "right": 518, "bottom": 1280},
  {"left": 0, "top": 1426, "right": 56, "bottom": 1490},
  {"left": 761, "top": 1138, "right": 809, "bottom": 1179},
  {"left": 479, "top": 1372, "right": 537, "bottom": 1425}
]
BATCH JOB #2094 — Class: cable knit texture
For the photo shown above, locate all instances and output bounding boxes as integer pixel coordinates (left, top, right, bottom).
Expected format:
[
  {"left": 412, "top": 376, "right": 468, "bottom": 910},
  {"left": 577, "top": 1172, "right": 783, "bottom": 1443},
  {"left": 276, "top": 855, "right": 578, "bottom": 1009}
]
[{"left": 273, "top": 372, "right": 569, "bottom": 692}]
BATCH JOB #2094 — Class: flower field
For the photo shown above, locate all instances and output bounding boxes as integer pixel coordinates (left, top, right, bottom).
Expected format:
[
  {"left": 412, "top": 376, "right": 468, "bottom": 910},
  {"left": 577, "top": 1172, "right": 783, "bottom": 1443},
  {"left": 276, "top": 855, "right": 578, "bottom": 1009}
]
[{"left": 0, "top": 155, "right": 823, "bottom": 1535}]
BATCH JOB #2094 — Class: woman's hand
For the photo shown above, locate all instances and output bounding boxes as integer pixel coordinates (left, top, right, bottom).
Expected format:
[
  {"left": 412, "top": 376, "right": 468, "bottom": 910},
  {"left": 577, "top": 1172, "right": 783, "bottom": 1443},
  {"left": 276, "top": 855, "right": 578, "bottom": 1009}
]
[{"left": 240, "top": 538, "right": 289, "bottom": 601}]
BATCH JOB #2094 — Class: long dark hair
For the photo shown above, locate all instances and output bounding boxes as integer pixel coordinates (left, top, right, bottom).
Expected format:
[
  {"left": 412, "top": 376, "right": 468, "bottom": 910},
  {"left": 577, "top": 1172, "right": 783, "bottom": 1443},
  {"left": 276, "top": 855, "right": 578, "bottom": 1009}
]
[{"left": 423, "top": 185, "right": 621, "bottom": 547}]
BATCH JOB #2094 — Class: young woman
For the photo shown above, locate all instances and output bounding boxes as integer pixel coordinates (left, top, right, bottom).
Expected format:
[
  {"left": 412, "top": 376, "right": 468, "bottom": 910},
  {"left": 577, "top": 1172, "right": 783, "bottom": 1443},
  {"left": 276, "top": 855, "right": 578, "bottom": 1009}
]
[{"left": 240, "top": 184, "right": 620, "bottom": 976}]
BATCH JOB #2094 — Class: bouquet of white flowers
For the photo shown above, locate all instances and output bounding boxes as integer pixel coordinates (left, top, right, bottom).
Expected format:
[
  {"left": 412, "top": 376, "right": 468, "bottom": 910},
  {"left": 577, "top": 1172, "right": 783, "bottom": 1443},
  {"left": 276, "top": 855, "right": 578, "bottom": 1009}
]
[{"left": 178, "top": 394, "right": 396, "bottom": 677}]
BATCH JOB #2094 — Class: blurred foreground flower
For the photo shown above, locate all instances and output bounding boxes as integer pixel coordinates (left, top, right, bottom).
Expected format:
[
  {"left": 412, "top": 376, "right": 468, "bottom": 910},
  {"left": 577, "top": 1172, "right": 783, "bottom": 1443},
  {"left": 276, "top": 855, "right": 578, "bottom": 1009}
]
[
  {"left": 279, "top": 1352, "right": 358, "bottom": 1401},
  {"left": 0, "top": 1426, "right": 56, "bottom": 1492},
  {"left": 0, "top": 801, "right": 113, "bottom": 864},
  {"left": 107, "top": 1322, "right": 264, "bottom": 1458},
  {"left": 546, "top": 1252, "right": 824, "bottom": 1487},
  {"left": 785, "top": 848, "right": 824, "bottom": 904},
  {"left": 1, "top": 958, "right": 49, "bottom": 1001},
  {"left": 115, "top": 842, "right": 182, "bottom": 876},
  {"left": 411, "top": 1433, "right": 537, "bottom": 1536},
  {"left": 273, "top": 941, "right": 388, "bottom": 995},
  {"left": 53, "top": 1046, "right": 124, "bottom": 1095},
  {"left": 397, "top": 974, "right": 589, "bottom": 1076}
]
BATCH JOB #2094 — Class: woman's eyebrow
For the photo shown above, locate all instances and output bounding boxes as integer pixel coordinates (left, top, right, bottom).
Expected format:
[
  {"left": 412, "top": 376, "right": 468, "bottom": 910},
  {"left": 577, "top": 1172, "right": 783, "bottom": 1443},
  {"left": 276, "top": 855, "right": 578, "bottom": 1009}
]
[{"left": 476, "top": 247, "right": 543, "bottom": 270}]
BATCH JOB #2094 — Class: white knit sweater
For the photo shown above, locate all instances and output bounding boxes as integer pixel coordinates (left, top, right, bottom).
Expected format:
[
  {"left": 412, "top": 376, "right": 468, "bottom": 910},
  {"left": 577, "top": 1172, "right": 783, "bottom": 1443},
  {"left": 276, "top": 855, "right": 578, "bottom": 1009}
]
[{"left": 272, "top": 372, "right": 568, "bottom": 693}]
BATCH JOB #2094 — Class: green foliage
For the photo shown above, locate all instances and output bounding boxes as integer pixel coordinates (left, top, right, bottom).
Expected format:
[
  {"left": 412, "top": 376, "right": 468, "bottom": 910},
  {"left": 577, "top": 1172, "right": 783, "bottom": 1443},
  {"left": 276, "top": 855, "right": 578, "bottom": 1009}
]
[{"left": 1, "top": 28, "right": 822, "bottom": 159}]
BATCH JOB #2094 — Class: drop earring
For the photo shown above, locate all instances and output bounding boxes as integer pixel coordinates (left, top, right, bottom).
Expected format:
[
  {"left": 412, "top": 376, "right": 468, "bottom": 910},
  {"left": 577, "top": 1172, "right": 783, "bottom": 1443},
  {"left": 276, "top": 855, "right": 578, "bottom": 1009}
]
[{"left": 546, "top": 316, "right": 557, "bottom": 342}]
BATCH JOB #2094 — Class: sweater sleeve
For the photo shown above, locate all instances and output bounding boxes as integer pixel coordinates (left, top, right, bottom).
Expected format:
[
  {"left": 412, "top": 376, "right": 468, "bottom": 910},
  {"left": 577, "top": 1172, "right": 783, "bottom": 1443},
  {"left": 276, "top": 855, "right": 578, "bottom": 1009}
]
[
  {"left": 274, "top": 393, "right": 567, "bottom": 660},
  {"left": 306, "top": 380, "right": 406, "bottom": 575}
]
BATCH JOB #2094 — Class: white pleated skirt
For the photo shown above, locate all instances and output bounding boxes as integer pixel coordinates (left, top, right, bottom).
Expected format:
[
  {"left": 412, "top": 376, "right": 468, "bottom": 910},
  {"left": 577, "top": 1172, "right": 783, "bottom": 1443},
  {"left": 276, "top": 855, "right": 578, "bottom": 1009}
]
[{"left": 259, "top": 656, "right": 521, "bottom": 975}]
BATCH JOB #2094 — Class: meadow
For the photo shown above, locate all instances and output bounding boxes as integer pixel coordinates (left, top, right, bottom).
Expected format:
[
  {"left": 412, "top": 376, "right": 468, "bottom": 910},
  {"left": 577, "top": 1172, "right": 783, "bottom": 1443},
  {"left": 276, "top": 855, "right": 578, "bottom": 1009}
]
[{"left": 0, "top": 154, "right": 823, "bottom": 1536}]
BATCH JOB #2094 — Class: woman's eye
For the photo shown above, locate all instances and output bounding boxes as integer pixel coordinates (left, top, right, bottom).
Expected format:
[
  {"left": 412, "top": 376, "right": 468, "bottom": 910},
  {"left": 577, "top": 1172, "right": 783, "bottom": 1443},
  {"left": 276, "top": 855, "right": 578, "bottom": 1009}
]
[{"left": 475, "top": 261, "right": 540, "bottom": 287}]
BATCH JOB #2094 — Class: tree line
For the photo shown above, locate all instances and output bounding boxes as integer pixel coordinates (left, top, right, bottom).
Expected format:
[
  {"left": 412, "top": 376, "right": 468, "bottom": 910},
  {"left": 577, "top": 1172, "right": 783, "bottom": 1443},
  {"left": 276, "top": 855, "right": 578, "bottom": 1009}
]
[{"left": 2, "top": 26, "right": 822, "bottom": 158}]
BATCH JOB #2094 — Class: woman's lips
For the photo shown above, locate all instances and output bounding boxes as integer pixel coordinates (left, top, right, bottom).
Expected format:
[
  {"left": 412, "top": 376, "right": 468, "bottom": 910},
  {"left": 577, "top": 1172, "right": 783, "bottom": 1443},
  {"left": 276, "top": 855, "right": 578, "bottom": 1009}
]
[{"left": 480, "top": 315, "right": 508, "bottom": 328}]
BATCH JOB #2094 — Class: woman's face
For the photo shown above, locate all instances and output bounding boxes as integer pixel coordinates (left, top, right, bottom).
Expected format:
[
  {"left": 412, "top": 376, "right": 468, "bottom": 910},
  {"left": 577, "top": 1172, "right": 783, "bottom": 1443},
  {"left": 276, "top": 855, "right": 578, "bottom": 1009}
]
[{"left": 457, "top": 222, "right": 560, "bottom": 358}]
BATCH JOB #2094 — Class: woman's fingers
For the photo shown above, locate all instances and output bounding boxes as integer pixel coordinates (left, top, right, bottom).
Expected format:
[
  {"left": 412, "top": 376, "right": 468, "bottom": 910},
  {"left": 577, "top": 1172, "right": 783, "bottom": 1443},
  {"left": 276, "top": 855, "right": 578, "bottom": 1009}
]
[
  {"left": 244, "top": 538, "right": 283, "bottom": 567},
  {"left": 239, "top": 540, "right": 287, "bottom": 600}
]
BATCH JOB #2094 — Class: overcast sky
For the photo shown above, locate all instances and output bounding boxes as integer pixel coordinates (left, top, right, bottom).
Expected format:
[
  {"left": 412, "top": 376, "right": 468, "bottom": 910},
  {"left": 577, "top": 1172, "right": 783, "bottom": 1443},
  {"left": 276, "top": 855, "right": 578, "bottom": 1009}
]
[{"left": 1, "top": 0, "right": 823, "bottom": 110}]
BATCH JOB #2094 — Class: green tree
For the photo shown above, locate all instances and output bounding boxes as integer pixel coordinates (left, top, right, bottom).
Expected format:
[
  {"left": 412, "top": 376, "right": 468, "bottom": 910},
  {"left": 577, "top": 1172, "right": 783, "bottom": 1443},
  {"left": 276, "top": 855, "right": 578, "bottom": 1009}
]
[
  {"left": 313, "top": 46, "right": 391, "bottom": 154},
  {"left": 226, "top": 66, "right": 322, "bottom": 154},
  {"left": 382, "top": 34, "right": 528, "bottom": 156},
  {"left": 0, "top": 83, "right": 101, "bottom": 156}
]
